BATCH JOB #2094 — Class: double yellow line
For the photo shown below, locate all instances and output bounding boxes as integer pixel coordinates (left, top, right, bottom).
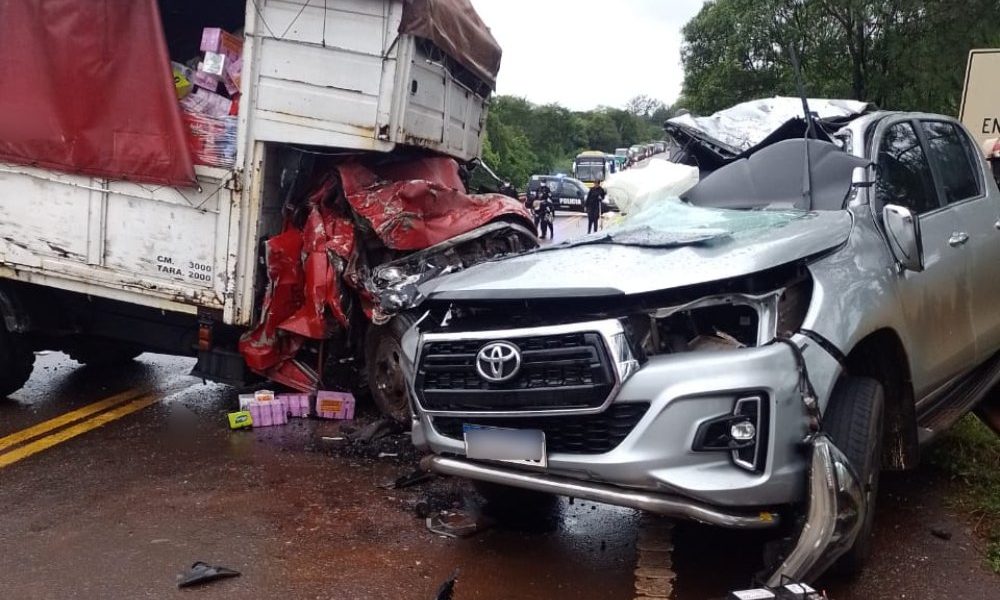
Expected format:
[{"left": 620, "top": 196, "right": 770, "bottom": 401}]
[{"left": 0, "top": 387, "right": 161, "bottom": 468}]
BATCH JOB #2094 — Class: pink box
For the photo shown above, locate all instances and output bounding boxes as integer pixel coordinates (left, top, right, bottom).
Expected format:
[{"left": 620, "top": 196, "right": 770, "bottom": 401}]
[
  {"left": 315, "top": 391, "right": 355, "bottom": 420},
  {"left": 191, "top": 68, "right": 220, "bottom": 92},
  {"left": 248, "top": 398, "right": 288, "bottom": 427},
  {"left": 278, "top": 393, "right": 311, "bottom": 418}
]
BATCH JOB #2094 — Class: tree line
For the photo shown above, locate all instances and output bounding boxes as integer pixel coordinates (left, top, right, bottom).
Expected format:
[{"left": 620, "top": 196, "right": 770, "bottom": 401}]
[
  {"left": 677, "top": 0, "right": 1000, "bottom": 115},
  {"left": 481, "top": 95, "right": 669, "bottom": 188}
]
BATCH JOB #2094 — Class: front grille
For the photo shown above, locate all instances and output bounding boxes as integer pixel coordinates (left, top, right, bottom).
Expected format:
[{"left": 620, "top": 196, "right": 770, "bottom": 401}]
[
  {"left": 416, "top": 332, "right": 615, "bottom": 411},
  {"left": 432, "top": 402, "right": 650, "bottom": 454}
]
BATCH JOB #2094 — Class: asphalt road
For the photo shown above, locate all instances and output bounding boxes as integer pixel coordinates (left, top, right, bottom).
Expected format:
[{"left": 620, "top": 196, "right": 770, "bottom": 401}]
[{"left": 0, "top": 213, "right": 997, "bottom": 599}]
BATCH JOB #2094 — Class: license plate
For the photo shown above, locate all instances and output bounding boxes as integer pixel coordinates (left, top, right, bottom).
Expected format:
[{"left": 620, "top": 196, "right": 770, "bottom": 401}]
[
  {"left": 561, "top": 198, "right": 581, "bottom": 205},
  {"left": 463, "top": 425, "right": 547, "bottom": 467}
]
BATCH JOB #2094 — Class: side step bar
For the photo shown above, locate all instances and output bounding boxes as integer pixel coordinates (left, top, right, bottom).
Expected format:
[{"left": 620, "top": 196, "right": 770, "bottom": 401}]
[{"left": 421, "top": 455, "right": 779, "bottom": 530}]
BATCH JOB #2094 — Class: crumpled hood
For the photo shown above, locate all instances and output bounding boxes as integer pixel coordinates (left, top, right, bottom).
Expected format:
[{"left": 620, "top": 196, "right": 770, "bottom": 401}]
[{"left": 420, "top": 210, "right": 852, "bottom": 300}]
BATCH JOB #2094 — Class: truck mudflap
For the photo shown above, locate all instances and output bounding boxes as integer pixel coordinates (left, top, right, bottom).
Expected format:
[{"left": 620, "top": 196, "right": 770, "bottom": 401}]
[
  {"left": 766, "top": 433, "right": 867, "bottom": 586},
  {"left": 238, "top": 157, "right": 534, "bottom": 391}
]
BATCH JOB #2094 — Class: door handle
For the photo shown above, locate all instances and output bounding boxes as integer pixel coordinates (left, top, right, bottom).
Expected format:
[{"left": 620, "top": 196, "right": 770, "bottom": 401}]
[{"left": 949, "top": 232, "right": 970, "bottom": 247}]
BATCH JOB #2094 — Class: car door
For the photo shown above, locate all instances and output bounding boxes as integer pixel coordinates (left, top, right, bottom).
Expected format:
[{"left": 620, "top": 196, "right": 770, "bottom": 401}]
[
  {"left": 873, "top": 118, "right": 976, "bottom": 399},
  {"left": 556, "top": 181, "right": 583, "bottom": 208},
  {"left": 919, "top": 119, "right": 1000, "bottom": 362}
]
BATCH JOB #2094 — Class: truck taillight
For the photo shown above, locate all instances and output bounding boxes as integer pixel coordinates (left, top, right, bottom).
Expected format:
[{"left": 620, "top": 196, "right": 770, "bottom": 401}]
[{"left": 198, "top": 321, "right": 213, "bottom": 351}]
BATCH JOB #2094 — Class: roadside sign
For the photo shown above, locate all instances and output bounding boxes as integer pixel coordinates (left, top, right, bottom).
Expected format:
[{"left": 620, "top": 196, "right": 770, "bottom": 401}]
[{"left": 960, "top": 49, "right": 1000, "bottom": 149}]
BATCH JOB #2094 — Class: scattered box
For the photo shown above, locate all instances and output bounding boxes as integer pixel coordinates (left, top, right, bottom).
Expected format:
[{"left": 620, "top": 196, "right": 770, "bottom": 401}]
[
  {"left": 228, "top": 410, "right": 253, "bottom": 429},
  {"left": 278, "top": 393, "right": 311, "bottom": 418},
  {"left": 238, "top": 393, "right": 254, "bottom": 410},
  {"left": 316, "top": 391, "right": 356, "bottom": 420},
  {"left": 248, "top": 398, "right": 288, "bottom": 427},
  {"left": 254, "top": 389, "right": 276, "bottom": 403}
]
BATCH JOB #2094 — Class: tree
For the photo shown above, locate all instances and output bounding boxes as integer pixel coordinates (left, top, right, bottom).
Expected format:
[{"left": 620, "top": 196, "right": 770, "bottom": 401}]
[
  {"left": 625, "top": 94, "right": 668, "bottom": 119},
  {"left": 679, "top": 0, "right": 1000, "bottom": 116}
]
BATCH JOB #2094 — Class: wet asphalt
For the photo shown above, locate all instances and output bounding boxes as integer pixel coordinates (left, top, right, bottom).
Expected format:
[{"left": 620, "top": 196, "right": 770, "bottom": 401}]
[{"left": 0, "top": 212, "right": 997, "bottom": 599}]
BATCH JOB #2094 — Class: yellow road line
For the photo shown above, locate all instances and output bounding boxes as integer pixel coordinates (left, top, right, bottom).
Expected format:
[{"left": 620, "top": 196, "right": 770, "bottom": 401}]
[
  {"left": 0, "top": 386, "right": 149, "bottom": 453},
  {"left": 0, "top": 394, "right": 161, "bottom": 469}
]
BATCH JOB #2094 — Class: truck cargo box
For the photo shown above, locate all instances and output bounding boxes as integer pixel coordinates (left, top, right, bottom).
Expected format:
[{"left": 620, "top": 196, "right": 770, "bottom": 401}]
[{"left": 0, "top": 0, "right": 499, "bottom": 327}]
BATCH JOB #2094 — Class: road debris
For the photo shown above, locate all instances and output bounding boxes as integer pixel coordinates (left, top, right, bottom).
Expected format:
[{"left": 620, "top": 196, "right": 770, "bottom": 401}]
[
  {"left": 381, "top": 469, "right": 435, "bottom": 490},
  {"left": 426, "top": 509, "right": 492, "bottom": 539},
  {"left": 434, "top": 569, "right": 460, "bottom": 600},
  {"left": 176, "top": 561, "right": 241, "bottom": 588},
  {"left": 349, "top": 418, "right": 398, "bottom": 444},
  {"left": 930, "top": 527, "right": 953, "bottom": 541}
]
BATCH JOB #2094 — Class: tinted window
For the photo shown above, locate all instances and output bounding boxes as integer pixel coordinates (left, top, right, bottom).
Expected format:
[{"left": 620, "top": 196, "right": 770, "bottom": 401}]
[
  {"left": 876, "top": 122, "right": 940, "bottom": 214},
  {"left": 921, "top": 121, "right": 981, "bottom": 204}
]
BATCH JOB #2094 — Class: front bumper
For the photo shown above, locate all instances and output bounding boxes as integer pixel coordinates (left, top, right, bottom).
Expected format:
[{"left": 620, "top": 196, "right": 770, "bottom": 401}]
[{"left": 412, "top": 339, "right": 840, "bottom": 508}]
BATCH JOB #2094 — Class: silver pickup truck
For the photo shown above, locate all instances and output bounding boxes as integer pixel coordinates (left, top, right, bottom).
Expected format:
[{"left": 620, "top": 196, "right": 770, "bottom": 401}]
[{"left": 400, "top": 103, "right": 1000, "bottom": 584}]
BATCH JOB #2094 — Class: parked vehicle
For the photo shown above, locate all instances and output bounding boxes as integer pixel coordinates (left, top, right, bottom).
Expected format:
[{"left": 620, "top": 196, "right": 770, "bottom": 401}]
[
  {"left": 0, "top": 0, "right": 536, "bottom": 423},
  {"left": 404, "top": 98, "right": 1000, "bottom": 584},
  {"left": 572, "top": 151, "right": 615, "bottom": 187},
  {"left": 629, "top": 144, "right": 645, "bottom": 162},
  {"left": 614, "top": 147, "right": 630, "bottom": 167},
  {"left": 526, "top": 175, "right": 589, "bottom": 210}
]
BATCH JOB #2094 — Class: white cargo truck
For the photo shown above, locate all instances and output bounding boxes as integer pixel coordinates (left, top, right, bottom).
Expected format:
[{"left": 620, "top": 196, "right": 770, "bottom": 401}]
[{"left": 0, "top": 0, "right": 532, "bottom": 419}]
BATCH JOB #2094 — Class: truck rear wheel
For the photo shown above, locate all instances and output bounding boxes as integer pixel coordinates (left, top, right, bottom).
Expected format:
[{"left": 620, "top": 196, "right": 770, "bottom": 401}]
[
  {"left": 823, "top": 375, "right": 885, "bottom": 576},
  {"left": 0, "top": 323, "right": 34, "bottom": 398},
  {"left": 364, "top": 313, "right": 419, "bottom": 425}
]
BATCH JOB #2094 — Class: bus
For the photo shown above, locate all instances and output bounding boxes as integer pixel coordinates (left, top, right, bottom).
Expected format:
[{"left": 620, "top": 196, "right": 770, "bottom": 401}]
[{"left": 572, "top": 150, "right": 615, "bottom": 187}]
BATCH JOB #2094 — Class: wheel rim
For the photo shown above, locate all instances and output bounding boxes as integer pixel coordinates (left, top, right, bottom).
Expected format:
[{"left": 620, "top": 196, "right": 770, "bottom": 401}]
[{"left": 373, "top": 338, "right": 409, "bottom": 421}]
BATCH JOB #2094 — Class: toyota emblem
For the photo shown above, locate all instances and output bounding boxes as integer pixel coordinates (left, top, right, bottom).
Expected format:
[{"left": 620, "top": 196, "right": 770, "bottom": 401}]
[{"left": 475, "top": 341, "right": 521, "bottom": 383}]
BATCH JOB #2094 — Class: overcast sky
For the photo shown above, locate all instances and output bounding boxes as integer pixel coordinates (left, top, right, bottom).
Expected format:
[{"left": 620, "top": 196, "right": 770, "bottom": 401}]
[{"left": 470, "top": 0, "right": 707, "bottom": 111}]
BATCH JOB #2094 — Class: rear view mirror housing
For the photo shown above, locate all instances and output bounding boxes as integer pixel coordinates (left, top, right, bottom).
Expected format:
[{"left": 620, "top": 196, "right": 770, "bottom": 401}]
[{"left": 883, "top": 204, "right": 924, "bottom": 272}]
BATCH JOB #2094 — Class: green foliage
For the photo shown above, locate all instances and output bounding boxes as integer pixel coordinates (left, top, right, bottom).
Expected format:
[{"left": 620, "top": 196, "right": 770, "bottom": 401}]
[
  {"left": 482, "top": 95, "right": 666, "bottom": 188},
  {"left": 926, "top": 415, "right": 1000, "bottom": 573},
  {"left": 679, "top": 0, "right": 1000, "bottom": 116}
]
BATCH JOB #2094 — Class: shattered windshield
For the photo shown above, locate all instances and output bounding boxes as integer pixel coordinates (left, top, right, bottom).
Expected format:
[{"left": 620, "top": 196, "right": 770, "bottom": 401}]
[{"left": 553, "top": 197, "right": 809, "bottom": 249}]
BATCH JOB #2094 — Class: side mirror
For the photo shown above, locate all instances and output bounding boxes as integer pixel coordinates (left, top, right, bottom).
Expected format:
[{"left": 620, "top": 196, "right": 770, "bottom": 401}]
[{"left": 883, "top": 204, "right": 924, "bottom": 272}]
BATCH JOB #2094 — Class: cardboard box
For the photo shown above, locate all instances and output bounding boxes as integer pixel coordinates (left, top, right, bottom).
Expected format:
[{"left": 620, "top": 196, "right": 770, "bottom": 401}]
[
  {"left": 180, "top": 88, "right": 232, "bottom": 118},
  {"left": 191, "top": 67, "right": 220, "bottom": 92},
  {"left": 278, "top": 393, "right": 311, "bottom": 418},
  {"left": 248, "top": 398, "right": 288, "bottom": 427},
  {"left": 172, "top": 62, "right": 193, "bottom": 99},
  {"left": 228, "top": 410, "right": 253, "bottom": 429},
  {"left": 201, "top": 27, "right": 244, "bottom": 63},
  {"left": 202, "top": 51, "right": 226, "bottom": 76},
  {"left": 316, "top": 391, "right": 356, "bottom": 420}
]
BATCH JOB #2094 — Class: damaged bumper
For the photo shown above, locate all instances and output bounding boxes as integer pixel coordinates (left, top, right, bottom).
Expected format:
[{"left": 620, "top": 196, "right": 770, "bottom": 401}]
[
  {"left": 421, "top": 454, "right": 779, "bottom": 529},
  {"left": 766, "top": 433, "right": 867, "bottom": 585}
]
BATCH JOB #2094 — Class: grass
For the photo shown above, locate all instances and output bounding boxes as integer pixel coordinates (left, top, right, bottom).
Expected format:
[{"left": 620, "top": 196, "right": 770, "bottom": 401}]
[{"left": 925, "top": 414, "right": 1000, "bottom": 573}]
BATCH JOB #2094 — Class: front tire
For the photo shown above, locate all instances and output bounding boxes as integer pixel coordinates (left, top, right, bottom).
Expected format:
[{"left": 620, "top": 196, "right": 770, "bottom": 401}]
[
  {"left": 364, "top": 313, "right": 418, "bottom": 425},
  {"left": 823, "top": 375, "right": 885, "bottom": 576}
]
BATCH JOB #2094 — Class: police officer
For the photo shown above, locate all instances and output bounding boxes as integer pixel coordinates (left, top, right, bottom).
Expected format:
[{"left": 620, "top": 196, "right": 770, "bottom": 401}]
[
  {"left": 585, "top": 180, "right": 606, "bottom": 234},
  {"left": 500, "top": 180, "right": 518, "bottom": 199},
  {"left": 532, "top": 180, "right": 551, "bottom": 234}
]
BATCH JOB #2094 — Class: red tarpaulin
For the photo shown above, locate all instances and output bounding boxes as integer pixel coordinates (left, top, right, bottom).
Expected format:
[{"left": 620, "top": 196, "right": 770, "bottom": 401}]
[{"left": 0, "top": 0, "right": 196, "bottom": 187}]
